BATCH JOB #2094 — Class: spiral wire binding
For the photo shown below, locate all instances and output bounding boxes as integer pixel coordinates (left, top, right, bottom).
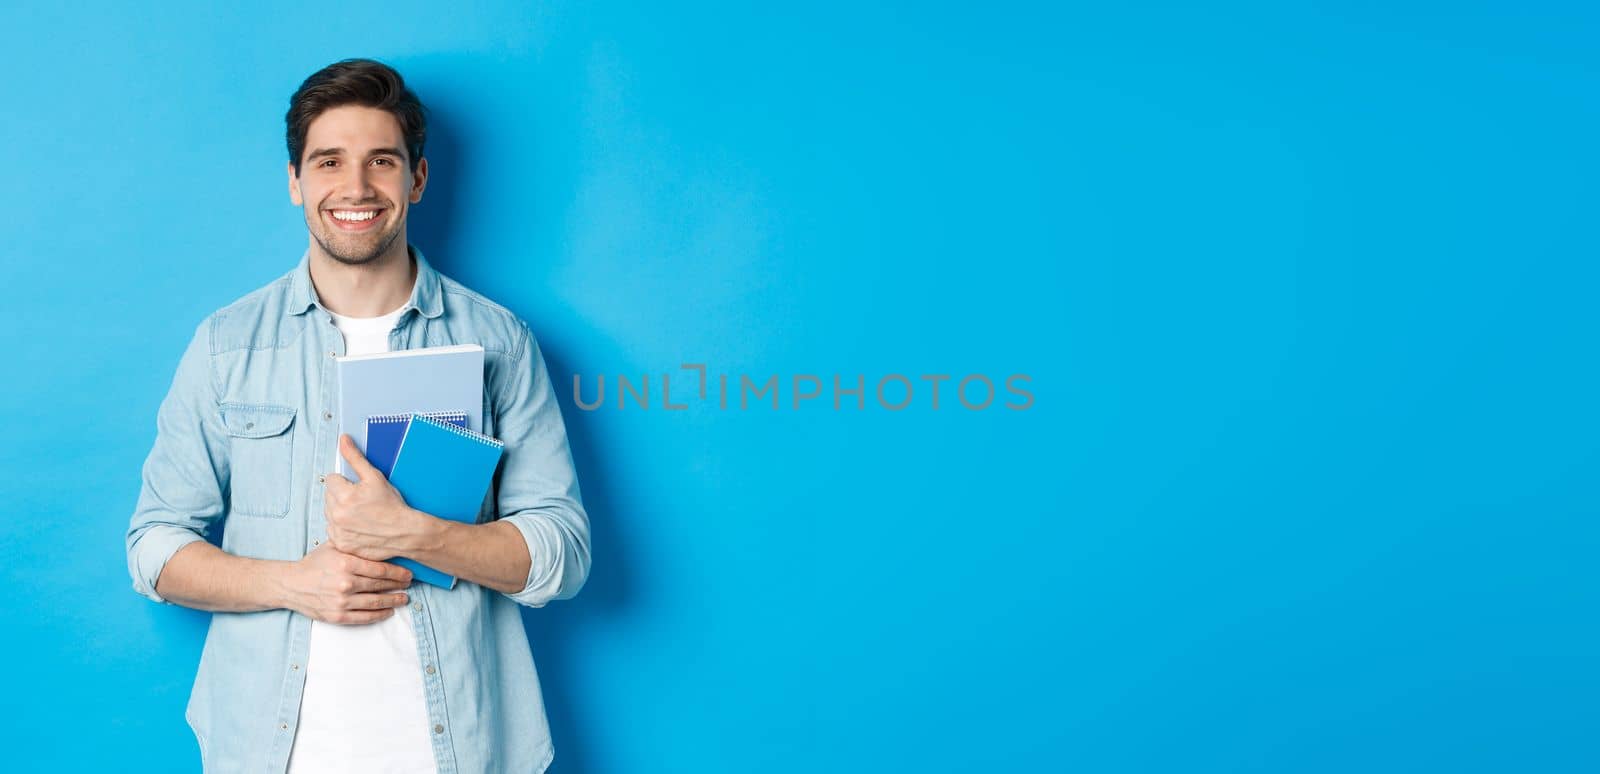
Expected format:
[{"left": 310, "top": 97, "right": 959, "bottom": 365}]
[
  {"left": 370, "top": 410, "right": 468, "bottom": 425},
  {"left": 412, "top": 412, "right": 505, "bottom": 449}
]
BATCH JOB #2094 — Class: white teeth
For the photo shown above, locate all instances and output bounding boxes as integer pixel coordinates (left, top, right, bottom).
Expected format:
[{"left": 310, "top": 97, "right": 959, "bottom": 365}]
[{"left": 332, "top": 210, "right": 378, "bottom": 222}]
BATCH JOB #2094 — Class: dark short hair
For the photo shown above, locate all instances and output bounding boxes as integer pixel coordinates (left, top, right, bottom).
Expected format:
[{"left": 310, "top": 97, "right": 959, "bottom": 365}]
[{"left": 286, "top": 58, "right": 427, "bottom": 176}]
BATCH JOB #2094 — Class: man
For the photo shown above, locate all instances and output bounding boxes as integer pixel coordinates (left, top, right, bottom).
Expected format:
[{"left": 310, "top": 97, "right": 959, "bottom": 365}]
[{"left": 125, "top": 58, "right": 590, "bottom": 774}]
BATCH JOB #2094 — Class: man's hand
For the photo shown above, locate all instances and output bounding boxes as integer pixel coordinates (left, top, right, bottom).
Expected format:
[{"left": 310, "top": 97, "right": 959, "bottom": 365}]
[
  {"left": 281, "top": 543, "right": 413, "bottom": 625},
  {"left": 324, "top": 433, "right": 428, "bottom": 561}
]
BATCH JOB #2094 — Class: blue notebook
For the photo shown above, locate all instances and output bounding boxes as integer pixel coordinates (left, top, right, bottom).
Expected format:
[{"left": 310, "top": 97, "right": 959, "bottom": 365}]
[
  {"left": 385, "top": 413, "right": 506, "bottom": 589},
  {"left": 366, "top": 411, "right": 468, "bottom": 478}
]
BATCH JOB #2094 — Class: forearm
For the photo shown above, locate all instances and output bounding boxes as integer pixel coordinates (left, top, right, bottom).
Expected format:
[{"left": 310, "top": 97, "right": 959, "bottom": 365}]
[
  {"left": 154, "top": 541, "right": 293, "bottom": 613},
  {"left": 402, "top": 513, "right": 531, "bottom": 595}
]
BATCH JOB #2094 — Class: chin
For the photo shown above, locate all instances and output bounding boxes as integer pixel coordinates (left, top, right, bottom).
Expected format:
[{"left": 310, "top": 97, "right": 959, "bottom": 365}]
[{"left": 319, "top": 227, "right": 402, "bottom": 267}]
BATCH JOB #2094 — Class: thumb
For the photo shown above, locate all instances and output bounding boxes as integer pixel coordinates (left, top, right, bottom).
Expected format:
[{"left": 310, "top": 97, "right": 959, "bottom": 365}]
[{"left": 338, "top": 433, "right": 383, "bottom": 482}]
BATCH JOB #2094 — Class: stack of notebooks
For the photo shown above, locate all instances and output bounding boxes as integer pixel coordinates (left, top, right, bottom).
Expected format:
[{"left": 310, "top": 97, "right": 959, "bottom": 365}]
[{"left": 336, "top": 345, "right": 506, "bottom": 588}]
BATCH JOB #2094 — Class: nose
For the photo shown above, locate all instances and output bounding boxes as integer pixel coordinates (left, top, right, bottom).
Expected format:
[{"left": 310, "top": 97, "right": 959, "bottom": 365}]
[{"left": 338, "top": 163, "right": 379, "bottom": 202}]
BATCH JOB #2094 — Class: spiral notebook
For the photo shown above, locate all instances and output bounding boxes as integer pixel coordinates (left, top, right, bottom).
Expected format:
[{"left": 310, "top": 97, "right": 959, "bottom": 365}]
[
  {"left": 385, "top": 413, "right": 506, "bottom": 589},
  {"left": 366, "top": 411, "right": 468, "bottom": 478}
]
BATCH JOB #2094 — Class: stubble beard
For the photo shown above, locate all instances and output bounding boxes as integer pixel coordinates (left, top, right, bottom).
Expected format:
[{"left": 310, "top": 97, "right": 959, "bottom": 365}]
[{"left": 311, "top": 208, "right": 404, "bottom": 267}]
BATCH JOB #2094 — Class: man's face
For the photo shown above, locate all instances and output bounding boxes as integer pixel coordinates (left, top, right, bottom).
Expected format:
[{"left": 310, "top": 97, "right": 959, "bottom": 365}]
[{"left": 288, "top": 105, "right": 427, "bottom": 266}]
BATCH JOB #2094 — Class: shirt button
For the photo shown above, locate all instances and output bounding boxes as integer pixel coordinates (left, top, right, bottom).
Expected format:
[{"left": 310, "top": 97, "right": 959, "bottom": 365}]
[
  {"left": 317, "top": 474, "right": 326, "bottom": 484},
  {"left": 425, "top": 664, "right": 435, "bottom": 675},
  {"left": 433, "top": 724, "right": 444, "bottom": 734},
  {"left": 312, "top": 539, "right": 320, "bottom": 546},
  {"left": 322, "top": 410, "right": 333, "bottom": 421},
  {"left": 328, "top": 350, "right": 336, "bottom": 358},
  {"left": 291, "top": 663, "right": 300, "bottom": 671},
  {"left": 413, "top": 602, "right": 422, "bottom": 611},
  {"left": 280, "top": 723, "right": 288, "bottom": 730}
]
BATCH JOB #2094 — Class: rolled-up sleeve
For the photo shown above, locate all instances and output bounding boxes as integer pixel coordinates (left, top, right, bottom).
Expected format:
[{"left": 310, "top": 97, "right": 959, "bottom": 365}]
[
  {"left": 126, "top": 318, "right": 230, "bottom": 605},
  {"left": 492, "top": 321, "right": 591, "bottom": 608}
]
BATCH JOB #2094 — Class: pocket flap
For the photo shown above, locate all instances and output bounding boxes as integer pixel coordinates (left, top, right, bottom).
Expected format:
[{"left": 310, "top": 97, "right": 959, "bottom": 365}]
[{"left": 221, "top": 403, "right": 296, "bottom": 438}]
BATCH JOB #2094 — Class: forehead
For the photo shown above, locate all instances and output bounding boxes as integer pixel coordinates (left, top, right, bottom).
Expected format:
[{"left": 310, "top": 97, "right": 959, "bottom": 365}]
[{"left": 303, "top": 105, "right": 406, "bottom": 154}]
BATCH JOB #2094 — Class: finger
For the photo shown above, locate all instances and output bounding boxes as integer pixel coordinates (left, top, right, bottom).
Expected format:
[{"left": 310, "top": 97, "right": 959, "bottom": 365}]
[
  {"left": 348, "top": 574, "right": 413, "bottom": 593},
  {"left": 347, "top": 556, "right": 415, "bottom": 584},
  {"left": 338, "top": 433, "right": 383, "bottom": 482},
  {"left": 344, "top": 591, "right": 411, "bottom": 611},
  {"left": 331, "top": 608, "right": 396, "bottom": 625},
  {"left": 323, "top": 472, "right": 353, "bottom": 490}
]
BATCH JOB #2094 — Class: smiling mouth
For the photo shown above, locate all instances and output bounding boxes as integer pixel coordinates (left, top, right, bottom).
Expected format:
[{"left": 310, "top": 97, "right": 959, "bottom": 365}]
[{"left": 325, "top": 208, "right": 386, "bottom": 231}]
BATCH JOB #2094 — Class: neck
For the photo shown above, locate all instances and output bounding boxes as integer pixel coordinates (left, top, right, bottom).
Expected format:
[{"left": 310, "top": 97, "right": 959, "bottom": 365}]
[{"left": 308, "top": 238, "right": 416, "bottom": 317}]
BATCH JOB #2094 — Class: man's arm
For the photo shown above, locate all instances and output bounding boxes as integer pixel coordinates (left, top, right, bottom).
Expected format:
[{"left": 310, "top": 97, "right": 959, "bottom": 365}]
[
  {"left": 126, "top": 318, "right": 230, "bottom": 606},
  {"left": 159, "top": 540, "right": 415, "bottom": 622},
  {"left": 154, "top": 541, "right": 290, "bottom": 612},
  {"left": 124, "top": 320, "right": 288, "bottom": 614},
  {"left": 392, "top": 323, "right": 590, "bottom": 606},
  {"left": 404, "top": 518, "right": 532, "bottom": 596},
  {"left": 127, "top": 319, "right": 413, "bottom": 623}
]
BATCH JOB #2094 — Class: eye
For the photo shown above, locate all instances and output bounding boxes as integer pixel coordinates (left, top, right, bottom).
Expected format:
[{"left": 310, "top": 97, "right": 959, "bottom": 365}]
[
  {"left": 319, "top": 159, "right": 337, "bottom": 168},
  {"left": 373, "top": 158, "right": 395, "bottom": 167}
]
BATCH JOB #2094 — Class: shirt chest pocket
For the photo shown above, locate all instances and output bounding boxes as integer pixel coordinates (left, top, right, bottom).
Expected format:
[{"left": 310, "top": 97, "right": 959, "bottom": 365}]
[{"left": 221, "top": 403, "right": 297, "bottom": 518}]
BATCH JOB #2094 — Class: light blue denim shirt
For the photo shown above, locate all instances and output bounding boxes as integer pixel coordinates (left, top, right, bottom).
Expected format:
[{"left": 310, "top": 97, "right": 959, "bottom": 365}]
[{"left": 125, "top": 244, "right": 591, "bottom": 773}]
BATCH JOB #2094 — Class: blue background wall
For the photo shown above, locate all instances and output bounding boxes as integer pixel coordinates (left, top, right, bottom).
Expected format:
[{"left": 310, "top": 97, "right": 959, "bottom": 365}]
[{"left": 2, "top": 1, "right": 1595, "bottom": 771}]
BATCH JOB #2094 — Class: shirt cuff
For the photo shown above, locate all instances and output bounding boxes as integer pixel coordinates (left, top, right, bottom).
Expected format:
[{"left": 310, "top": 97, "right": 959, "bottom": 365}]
[
  {"left": 498, "top": 512, "right": 573, "bottom": 608},
  {"left": 129, "top": 525, "right": 206, "bottom": 605}
]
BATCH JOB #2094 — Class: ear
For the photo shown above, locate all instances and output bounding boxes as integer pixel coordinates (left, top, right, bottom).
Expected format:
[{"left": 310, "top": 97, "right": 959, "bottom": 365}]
[
  {"left": 409, "top": 156, "right": 428, "bottom": 204},
  {"left": 288, "top": 161, "right": 303, "bottom": 206}
]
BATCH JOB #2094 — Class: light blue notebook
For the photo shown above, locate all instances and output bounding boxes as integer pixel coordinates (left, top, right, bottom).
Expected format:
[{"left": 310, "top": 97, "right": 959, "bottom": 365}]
[
  {"left": 334, "top": 344, "right": 485, "bottom": 482},
  {"left": 386, "top": 413, "right": 506, "bottom": 589}
]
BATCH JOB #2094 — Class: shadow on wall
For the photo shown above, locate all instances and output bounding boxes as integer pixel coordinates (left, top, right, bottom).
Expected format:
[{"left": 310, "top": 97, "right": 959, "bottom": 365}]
[{"left": 409, "top": 101, "right": 635, "bottom": 774}]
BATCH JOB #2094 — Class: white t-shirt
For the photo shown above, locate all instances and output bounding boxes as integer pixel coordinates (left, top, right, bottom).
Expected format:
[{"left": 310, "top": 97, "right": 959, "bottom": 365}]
[{"left": 287, "top": 301, "right": 438, "bottom": 774}]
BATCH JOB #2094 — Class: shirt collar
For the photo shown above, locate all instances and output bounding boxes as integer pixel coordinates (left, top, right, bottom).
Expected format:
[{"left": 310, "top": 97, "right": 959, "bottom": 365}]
[{"left": 286, "top": 243, "right": 444, "bottom": 320}]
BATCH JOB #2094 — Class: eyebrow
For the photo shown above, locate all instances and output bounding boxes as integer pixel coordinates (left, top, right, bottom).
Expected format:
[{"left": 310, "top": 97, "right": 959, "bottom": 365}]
[{"left": 304, "top": 146, "right": 407, "bottom": 163}]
